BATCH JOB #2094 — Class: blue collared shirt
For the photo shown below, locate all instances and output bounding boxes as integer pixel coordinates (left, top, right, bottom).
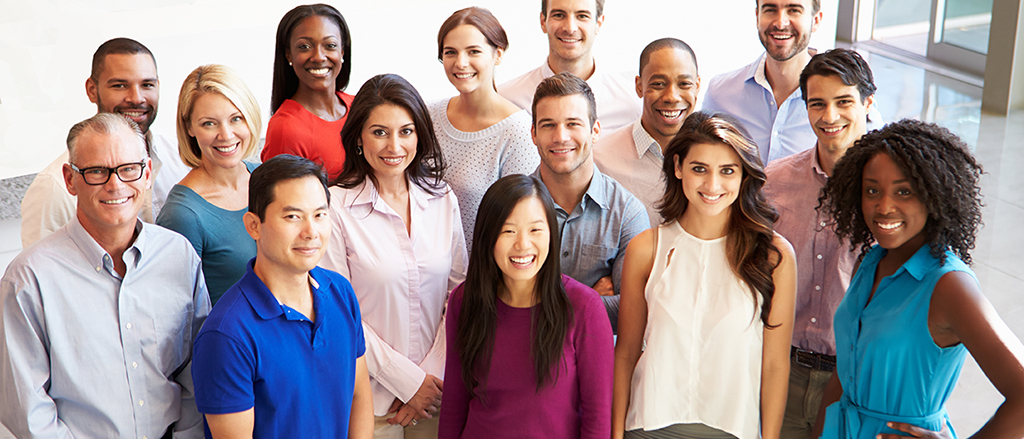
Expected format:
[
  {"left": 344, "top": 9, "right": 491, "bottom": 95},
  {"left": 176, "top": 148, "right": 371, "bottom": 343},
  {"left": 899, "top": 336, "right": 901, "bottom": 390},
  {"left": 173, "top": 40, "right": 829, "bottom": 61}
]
[
  {"left": 703, "top": 53, "right": 884, "bottom": 165},
  {"left": 192, "top": 260, "right": 366, "bottom": 438},
  {"left": 0, "top": 215, "right": 210, "bottom": 439},
  {"left": 531, "top": 167, "right": 649, "bottom": 331}
]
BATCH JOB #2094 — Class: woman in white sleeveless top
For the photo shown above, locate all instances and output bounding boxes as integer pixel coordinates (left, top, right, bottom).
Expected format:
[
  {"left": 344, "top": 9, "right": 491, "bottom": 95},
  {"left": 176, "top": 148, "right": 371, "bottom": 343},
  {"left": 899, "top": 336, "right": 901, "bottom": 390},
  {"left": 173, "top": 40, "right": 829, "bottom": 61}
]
[{"left": 612, "top": 112, "right": 797, "bottom": 439}]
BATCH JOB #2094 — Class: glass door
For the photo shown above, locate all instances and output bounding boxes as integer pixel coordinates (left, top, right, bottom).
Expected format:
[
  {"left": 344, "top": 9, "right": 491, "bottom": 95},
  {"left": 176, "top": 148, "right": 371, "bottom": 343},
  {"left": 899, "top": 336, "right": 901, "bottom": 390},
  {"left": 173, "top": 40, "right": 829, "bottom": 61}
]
[{"left": 868, "top": 0, "right": 992, "bottom": 76}]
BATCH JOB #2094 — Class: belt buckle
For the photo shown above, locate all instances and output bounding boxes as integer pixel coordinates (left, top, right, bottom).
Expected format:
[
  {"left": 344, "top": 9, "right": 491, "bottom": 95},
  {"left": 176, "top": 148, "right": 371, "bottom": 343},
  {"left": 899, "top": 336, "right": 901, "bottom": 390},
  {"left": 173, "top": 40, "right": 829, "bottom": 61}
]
[{"left": 795, "top": 348, "right": 819, "bottom": 369}]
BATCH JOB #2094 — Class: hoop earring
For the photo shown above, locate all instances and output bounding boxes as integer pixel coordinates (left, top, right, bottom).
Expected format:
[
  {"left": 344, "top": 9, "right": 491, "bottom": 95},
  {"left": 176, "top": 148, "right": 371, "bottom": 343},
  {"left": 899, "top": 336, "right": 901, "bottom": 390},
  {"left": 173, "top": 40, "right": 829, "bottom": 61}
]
[{"left": 356, "top": 146, "right": 363, "bottom": 155}]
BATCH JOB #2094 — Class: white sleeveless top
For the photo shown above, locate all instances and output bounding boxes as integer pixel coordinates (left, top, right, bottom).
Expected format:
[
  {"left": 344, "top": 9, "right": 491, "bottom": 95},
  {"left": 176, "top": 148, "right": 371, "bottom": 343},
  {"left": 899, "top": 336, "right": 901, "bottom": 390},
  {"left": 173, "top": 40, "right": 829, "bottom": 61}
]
[{"left": 625, "top": 221, "right": 763, "bottom": 439}]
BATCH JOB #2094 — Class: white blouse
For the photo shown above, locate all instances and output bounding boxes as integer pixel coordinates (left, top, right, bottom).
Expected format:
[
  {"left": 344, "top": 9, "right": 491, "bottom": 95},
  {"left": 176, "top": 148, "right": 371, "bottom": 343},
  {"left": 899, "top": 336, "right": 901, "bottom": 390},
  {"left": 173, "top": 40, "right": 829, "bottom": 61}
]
[
  {"left": 320, "top": 180, "right": 468, "bottom": 416},
  {"left": 626, "top": 221, "right": 763, "bottom": 439}
]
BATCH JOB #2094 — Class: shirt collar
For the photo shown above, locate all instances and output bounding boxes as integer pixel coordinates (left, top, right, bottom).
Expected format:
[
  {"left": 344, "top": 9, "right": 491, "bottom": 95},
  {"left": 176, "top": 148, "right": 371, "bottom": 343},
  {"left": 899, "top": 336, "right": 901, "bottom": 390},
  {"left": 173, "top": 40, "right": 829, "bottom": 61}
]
[
  {"left": 346, "top": 179, "right": 432, "bottom": 213},
  {"left": 239, "top": 259, "right": 334, "bottom": 320},
  {"left": 900, "top": 244, "right": 942, "bottom": 281},
  {"left": 631, "top": 118, "right": 663, "bottom": 160},
  {"left": 541, "top": 57, "right": 599, "bottom": 80},
  {"left": 750, "top": 52, "right": 808, "bottom": 103},
  {"left": 809, "top": 145, "right": 828, "bottom": 179},
  {"left": 531, "top": 166, "right": 611, "bottom": 212},
  {"left": 67, "top": 215, "right": 145, "bottom": 274}
]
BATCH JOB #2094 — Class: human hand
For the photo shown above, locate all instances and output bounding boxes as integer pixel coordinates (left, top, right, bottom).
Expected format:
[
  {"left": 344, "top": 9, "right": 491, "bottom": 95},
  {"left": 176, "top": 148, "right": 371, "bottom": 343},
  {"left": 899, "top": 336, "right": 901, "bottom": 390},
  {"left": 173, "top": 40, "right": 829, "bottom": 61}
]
[
  {"left": 877, "top": 422, "right": 953, "bottom": 439},
  {"left": 592, "top": 276, "right": 615, "bottom": 296},
  {"left": 387, "top": 374, "right": 443, "bottom": 425}
]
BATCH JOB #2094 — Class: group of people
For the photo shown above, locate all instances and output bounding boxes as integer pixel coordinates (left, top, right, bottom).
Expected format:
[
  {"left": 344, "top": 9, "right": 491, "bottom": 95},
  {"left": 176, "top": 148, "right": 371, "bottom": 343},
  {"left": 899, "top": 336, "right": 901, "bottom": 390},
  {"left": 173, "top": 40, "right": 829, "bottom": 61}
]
[{"left": 3, "top": 0, "right": 1024, "bottom": 439}]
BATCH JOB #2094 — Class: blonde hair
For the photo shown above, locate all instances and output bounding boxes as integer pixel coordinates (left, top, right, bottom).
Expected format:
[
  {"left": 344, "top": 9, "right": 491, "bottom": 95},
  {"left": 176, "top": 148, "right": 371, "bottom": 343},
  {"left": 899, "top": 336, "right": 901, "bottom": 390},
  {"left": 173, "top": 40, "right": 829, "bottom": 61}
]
[{"left": 176, "top": 64, "right": 262, "bottom": 168}]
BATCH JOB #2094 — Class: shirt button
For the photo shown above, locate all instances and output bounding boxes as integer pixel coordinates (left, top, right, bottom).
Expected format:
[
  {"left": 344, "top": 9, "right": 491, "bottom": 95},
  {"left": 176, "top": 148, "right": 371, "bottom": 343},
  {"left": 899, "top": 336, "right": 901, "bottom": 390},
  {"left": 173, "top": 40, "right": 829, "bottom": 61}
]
[
  {"left": 125, "top": 323, "right": 132, "bottom": 330},
  {"left": 816, "top": 254, "right": 823, "bottom": 260},
  {"left": 811, "top": 317, "right": 817, "bottom": 323},
  {"left": 132, "top": 362, "right": 138, "bottom": 369},
  {"left": 820, "top": 221, "right": 827, "bottom": 227},
  {"left": 562, "top": 251, "right": 569, "bottom": 257},
  {"left": 815, "top": 285, "right": 821, "bottom": 291},
  {"left": 138, "top": 400, "right": 144, "bottom": 406}
]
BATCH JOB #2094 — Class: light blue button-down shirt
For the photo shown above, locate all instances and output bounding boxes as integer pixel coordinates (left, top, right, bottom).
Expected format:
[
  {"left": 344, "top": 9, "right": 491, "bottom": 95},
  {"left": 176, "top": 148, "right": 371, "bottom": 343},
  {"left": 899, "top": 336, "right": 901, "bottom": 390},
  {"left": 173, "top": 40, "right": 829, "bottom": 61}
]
[
  {"left": 703, "top": 53, "right": 884, "bottom": 165},
  {"left": 0, "top": 215, "right": 210, "bottom": 439},
  {"left": 532, "top": 167, "right": 649, "bottom": 332}
]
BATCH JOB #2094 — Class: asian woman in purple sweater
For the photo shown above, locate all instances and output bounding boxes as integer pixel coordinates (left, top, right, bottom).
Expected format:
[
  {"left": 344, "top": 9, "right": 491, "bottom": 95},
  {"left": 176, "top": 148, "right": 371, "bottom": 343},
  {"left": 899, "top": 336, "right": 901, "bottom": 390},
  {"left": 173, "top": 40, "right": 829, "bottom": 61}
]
[{"left": 438, "top": 174, "right": 614, "bottom": 439}]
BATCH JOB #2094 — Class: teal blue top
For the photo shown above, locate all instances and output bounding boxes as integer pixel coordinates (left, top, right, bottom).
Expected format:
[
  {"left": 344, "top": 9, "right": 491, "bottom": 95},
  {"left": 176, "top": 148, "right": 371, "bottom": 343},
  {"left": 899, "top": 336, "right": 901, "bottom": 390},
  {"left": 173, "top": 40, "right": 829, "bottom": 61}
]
[
  {"left": 156, "top": 161, "right": 258, "bottom": 304},
  {"left": 822, "top": 244, "right": 972, "bottom": 438}
]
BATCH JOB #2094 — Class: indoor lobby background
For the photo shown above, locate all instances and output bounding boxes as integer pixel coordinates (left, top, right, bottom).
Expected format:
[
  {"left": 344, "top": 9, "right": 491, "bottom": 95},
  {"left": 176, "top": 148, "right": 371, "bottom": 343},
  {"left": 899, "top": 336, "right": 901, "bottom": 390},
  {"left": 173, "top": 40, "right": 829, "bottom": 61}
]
[{"left": 0, "top": 0, "right": 1021, "bottom": 435}]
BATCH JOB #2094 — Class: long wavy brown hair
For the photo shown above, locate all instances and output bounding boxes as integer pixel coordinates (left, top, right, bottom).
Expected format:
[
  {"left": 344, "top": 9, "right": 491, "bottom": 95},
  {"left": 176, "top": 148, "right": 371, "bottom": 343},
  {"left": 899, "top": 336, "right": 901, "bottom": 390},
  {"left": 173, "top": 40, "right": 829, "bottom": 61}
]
[{"left": 658, "top": 111, "right": 781, "bottom": 327}]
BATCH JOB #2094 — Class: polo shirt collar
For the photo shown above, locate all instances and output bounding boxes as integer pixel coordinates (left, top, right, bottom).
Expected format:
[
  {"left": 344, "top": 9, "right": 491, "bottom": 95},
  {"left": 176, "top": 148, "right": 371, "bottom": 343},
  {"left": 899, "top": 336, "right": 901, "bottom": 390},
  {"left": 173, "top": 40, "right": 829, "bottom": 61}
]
[
  {"left": 631, "top": 118, "right": 663, "bottom": 160},
  {"left": 240, "top": 259, "right": 335, "bottom": 321}
]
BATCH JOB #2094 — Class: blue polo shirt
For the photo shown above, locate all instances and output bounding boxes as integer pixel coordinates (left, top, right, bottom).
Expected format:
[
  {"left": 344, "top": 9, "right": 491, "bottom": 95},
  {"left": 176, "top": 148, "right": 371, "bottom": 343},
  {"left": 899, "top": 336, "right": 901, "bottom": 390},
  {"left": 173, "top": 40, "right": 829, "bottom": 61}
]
[{"left": 192, "top": 259, "right": 365, "bottom": 438}]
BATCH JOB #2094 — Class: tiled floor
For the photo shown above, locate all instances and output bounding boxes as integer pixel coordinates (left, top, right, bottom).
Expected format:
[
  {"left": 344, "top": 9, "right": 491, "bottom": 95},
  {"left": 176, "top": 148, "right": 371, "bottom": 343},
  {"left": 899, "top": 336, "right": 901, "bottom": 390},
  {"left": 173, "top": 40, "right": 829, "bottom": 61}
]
[{"left": 1, "top": 52, "right": 1022, "bottom": 439}]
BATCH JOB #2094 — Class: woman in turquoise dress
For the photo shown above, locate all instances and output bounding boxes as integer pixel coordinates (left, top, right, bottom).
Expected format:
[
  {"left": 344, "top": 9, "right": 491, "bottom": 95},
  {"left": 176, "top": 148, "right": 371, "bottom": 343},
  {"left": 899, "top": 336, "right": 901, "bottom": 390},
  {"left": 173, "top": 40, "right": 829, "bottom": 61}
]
[{"left": 814, "top": 119, "right": 1024, "bottom": 438}]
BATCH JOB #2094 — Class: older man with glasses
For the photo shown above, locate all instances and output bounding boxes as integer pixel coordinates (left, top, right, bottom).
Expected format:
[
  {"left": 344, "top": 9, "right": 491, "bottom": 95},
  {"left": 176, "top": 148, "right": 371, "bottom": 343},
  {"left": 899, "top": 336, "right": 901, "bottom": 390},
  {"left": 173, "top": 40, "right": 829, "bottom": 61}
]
[{"left": 0, "top": 113, "right": 211, "bottom": 439}]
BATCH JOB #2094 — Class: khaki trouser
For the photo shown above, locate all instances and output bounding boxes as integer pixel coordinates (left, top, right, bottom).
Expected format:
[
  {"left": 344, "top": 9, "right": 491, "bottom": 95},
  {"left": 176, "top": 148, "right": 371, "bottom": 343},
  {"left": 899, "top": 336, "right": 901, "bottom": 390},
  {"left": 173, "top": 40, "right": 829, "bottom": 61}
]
[
  {"left": 373, "top": 411, "right": 440, "bottom": 439},
  {"left": 780, "top": 355, "right": 835, "bottom": 439}
]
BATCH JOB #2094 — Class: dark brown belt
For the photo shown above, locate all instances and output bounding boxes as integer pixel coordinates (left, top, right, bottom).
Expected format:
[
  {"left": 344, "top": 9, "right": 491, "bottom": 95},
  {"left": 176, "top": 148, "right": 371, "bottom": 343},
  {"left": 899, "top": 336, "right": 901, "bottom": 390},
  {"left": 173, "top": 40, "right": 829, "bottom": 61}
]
[{"left": 791, "top": 346, "right": 836, "bottom": 372}]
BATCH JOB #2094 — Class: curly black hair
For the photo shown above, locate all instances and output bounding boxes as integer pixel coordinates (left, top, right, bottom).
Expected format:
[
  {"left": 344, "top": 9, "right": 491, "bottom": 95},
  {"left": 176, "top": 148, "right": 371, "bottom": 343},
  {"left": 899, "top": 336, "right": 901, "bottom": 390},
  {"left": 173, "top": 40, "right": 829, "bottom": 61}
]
[{"left": 819, "top": 119, "right": 983, "bottom": 265}]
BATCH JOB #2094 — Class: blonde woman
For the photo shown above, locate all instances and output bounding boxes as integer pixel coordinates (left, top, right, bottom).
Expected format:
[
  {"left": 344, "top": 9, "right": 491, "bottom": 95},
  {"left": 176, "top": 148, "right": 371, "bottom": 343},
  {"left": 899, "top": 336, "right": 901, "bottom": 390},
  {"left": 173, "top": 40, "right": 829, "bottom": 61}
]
[{"left": 157, "top": 64, "right": 261, "bottom": 304}]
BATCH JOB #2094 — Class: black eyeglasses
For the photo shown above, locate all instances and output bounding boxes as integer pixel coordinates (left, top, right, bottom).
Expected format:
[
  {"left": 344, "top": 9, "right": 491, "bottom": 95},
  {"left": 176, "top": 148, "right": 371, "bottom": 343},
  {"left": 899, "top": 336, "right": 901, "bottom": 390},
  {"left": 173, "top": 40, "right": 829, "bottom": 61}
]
[{"left": 69, "top": 161, "right": 147, "bottom": 185}]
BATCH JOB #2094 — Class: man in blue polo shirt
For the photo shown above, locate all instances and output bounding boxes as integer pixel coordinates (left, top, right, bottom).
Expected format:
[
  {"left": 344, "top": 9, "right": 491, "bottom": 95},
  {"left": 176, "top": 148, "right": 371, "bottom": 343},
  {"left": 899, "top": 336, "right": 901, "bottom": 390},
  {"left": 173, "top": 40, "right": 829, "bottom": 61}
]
[{"left": 191, "top": 154, "right": 373, "bottom": 438}]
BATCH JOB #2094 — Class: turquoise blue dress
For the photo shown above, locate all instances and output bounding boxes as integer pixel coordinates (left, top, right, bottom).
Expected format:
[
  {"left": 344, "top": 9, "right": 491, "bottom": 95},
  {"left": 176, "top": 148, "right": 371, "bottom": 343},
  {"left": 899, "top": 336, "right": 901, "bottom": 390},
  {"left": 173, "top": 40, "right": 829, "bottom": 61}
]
[
  {"left": 156, "top": 161, "right": 258, "bottom": 305},
  {"left": 821, "top": 244, "right": 973, "bottom": 438}
]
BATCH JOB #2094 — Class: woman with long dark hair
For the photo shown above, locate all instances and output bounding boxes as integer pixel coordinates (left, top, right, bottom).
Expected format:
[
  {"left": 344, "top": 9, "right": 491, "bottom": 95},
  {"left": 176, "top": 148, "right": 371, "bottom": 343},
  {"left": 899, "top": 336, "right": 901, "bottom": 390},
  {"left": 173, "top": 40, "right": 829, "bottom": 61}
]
[
  {"left": 813, "top": 120, "right": 1024, "bottom": 438},
  {"left": 612, "top": 111, "right": 797, "bottom": 439},
  {"left": 429, "top": 7, "right": 538, "bottom": 247},
  {"left": 262, "top": 3, "right": 354, "bottom": 179},
  {"left": 320, "top": 73, "right": 467, "bottom": 438},
  {"left": 438, "top": 174, "right": 613, "bottom": 439}
]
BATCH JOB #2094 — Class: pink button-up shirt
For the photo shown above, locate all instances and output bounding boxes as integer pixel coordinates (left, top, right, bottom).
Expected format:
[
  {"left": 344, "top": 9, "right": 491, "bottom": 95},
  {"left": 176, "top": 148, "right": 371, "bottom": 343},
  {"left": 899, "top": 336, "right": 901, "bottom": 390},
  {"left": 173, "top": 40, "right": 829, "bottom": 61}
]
[
  {"left": 321, "top": 179, "right": 467, "bottom": 415},
  {"left": 764, "top": 146, "right": 857, "bottom": 356}
]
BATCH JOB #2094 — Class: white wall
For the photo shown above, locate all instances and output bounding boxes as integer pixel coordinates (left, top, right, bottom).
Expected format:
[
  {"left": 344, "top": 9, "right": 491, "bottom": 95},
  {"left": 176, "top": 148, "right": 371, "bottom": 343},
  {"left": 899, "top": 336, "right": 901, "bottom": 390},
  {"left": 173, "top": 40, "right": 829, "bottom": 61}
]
[{"left": 0, "top": 0, "right": 837, "bottom": 180}]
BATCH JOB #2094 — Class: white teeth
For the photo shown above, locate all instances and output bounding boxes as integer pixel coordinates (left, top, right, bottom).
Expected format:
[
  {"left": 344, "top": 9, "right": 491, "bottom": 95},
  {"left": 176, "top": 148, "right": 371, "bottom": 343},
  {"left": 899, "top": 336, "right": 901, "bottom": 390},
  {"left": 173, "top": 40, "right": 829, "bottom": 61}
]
[
  {"left": 454, "top": 73, "right": 475, "bottom": 79},
  {"left": 101, "top": 197, "right": 129, "bottom": 205},
  {"left": 560, "top": 38, "right": 581, "bottom": 43},
  {"left": 659, "top": 110, "right": 683, "bottom": 119},
  {"left": 772, "top": 34, "right": 793, "bottom": 40},
  {"left": 822, "top": 127, "right": 843, "bottom": 133},
  {"left": 214, "top": 144, "right": 238, "bottom": 153},
  {"left": 877, "top": 221, "right": 903, "bottom": 230},
  {"left": 701, "top": 193, "right": 723, "bottom": 201},
  {"left": 510, "top": 255, "right": 535, "bottom": 265},
  {"left": 381, "top": 157, "right": 403, "bottom": 164},
  {"left": 308, "top": 67, "right": 329, "bottom": 76},
  {"left": 120, "top": 111, "right": 145, "bottom": 118},
  {"left": 552, "top": 148, "right": 573, "bottom": 154}
]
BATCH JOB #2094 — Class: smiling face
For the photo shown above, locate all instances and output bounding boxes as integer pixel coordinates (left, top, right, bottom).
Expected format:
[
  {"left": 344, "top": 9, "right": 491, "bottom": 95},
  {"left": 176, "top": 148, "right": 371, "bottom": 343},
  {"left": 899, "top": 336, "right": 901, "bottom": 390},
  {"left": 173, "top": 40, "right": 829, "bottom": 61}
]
[
  {"left": 675, "top": 141, "right": 743, "bottom": 223},
  {"left": 286, "top": 15, "right": 343, "bottom": 94},
  {"left": 442, "top": 24, "right": 503, "bottom": 95},
  {"left": 87, "top": 53, "right": 159, "bottom": 133},
  {"left": 187, "top": 93, "right": 251, "bottom": 171},
  {"left": 358, "top": 103, "right": 417, "bottom": 183},
  {"left": 541, "top": 0, "right": 604, "bottom": 65},
  {"left": 494, "top": 196, "right": 551, "bottom": 294},
  {"left": 756, "top": 0, "right": 821, "bottom": 62},
  {"left": 806, "top": 74, "right": 873, "bottom": 157},
  {"left": 246, "top": 175, "right": 331, "bottom": 278},
  {"left": 532, "top": 94, "right": 600, "bottom": 178},
  {"left": 65, "top": 126, "right": 152, "bottom": 237},
  {"left": 861, "top": 152, "right": 928, "bottom": 257},
  {"left": 637, "top": 47, "right": 700, "bottom": 147}
]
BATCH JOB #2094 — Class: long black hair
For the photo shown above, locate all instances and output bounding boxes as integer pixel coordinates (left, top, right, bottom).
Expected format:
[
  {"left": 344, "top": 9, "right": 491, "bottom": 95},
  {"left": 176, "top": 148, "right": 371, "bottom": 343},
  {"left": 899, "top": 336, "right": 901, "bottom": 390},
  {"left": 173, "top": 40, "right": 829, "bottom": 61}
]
[
  {"left": 457, "top": 174, "right": 572, "bottom": 399},
  {"left": 270, "top": 4, "right": 352, "bottom": 113},
  {"left": 332, "top": 74, "right": 446, "bottom": 195}
]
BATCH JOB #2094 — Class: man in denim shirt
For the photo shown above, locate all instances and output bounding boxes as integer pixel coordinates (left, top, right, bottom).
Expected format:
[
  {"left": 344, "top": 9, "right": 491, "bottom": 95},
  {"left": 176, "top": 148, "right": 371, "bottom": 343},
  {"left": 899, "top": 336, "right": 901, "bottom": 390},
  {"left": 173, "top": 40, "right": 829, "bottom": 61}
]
[{"left": 529, "top": 72, "right": 649, "bottom": 333}]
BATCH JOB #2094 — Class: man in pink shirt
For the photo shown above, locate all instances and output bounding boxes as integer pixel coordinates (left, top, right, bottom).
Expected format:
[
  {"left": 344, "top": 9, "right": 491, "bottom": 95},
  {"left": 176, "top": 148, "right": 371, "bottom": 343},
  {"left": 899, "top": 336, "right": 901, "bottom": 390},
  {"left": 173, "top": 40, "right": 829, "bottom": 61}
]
[{"left": 762, "top": 48, "right": 877, "bottom": 438}]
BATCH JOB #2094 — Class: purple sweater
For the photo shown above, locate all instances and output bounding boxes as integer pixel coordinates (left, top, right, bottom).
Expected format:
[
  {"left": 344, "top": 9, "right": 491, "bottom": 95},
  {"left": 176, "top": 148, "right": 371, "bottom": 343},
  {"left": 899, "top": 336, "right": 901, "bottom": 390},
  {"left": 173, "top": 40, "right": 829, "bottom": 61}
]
[{"left": 438, "top": 275, "right": 614, "bottom": 439}]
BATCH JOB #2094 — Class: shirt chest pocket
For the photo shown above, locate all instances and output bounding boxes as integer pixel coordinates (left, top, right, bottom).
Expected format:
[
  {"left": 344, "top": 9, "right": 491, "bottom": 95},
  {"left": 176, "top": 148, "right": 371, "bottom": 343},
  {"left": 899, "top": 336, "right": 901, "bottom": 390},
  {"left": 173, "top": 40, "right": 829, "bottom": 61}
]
[
  {"left": 144, "top": 310, "right": 192, "bottom": 374},
  {"left": 578, "top": 244, "right": 618, "bottom": 273}
]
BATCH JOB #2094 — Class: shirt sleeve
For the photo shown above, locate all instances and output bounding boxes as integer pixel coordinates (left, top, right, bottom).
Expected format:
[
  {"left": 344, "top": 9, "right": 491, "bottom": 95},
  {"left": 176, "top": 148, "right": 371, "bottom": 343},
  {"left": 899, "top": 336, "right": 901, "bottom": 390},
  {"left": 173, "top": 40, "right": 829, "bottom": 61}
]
[
  {"left": 437, "top": 287, "right": 468, "bottom": 439},
  {"left": 0, "top": 270, "right": 74, "bottom": 438},
  {"left": 192, "top": 329, "right": 257, "bottom": 415},
  {"left": 261, "top": 112, "right": 309, "bottom": 163},
  {"left": 573, "top": 285, "right": 614, "bottom": 439},
  {"left": 361, "top": 321, "right": 426, "bottom": 405},
  {"left": 20, "top": 171, "right": 75, "bottom": 249},
  {"left": 175, "top": 260, "right": 211, "bottom": 437},
  {"left": 612, "top": 198, "right": 650, "bottom": 294}
]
